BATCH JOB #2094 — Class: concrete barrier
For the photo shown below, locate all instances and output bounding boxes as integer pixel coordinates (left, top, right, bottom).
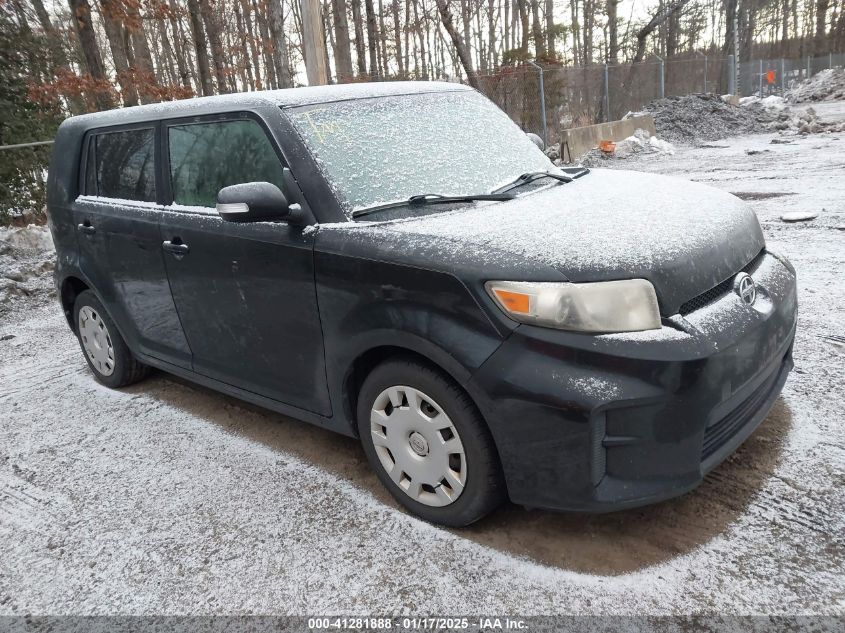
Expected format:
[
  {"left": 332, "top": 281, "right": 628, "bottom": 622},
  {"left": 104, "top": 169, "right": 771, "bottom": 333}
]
[{"left": 559, "top": 115, "right": 657, "bottom": 163}]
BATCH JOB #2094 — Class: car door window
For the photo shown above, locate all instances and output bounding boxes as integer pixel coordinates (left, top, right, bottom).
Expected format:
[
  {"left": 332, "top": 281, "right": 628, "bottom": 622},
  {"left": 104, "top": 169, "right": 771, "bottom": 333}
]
[
  {"left": 89, "top": 129, "right": 156, "bottom": 201},
  {"left": 168, "top": 120, "right": 285, "bottom": 208}
]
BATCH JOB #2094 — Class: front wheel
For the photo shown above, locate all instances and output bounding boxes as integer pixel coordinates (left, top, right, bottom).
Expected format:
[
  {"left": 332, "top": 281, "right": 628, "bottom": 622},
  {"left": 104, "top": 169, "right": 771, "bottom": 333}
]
[
  {"left": 357, "top": 358, "right": 505, "bottom": 527},
  {"left": 74, "top": 290, "right": 150, "bottom": 388}
]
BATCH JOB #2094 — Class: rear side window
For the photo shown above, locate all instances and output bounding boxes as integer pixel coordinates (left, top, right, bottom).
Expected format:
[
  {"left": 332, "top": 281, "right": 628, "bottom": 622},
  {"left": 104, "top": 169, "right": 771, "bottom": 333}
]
[
  {"left": 87, "top": 128, "right": 157, "bottom": 201},
  {"left": 167, "top": 120, "right": 285, "bottom": 208}
]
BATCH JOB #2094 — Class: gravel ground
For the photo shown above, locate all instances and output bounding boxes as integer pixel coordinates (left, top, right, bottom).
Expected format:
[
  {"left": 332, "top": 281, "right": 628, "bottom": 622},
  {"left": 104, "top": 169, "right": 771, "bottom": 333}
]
[{"left": 1, "top": 103, "right": 844, "bottom": 616}]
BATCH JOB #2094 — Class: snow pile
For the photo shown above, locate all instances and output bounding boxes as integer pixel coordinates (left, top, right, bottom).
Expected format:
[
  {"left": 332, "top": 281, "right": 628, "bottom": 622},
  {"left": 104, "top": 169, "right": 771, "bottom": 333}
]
[
  {"left": 786, "top": 67, "right": 845, "bottom": 103},
  {"left": 578, "top": 129, "right": 675, "bottom": 167},
  {"left": 762, "top": 104, "right": 845, "bottom": 134},
  {"left": 0, "top": 224, "right": 56, "bottom": 313},
  {"left": 739, "top": 95, "right": 789, "bottom": 111},
  {"left": 633, "top": 93, "right": 770, "bottom": 144}
]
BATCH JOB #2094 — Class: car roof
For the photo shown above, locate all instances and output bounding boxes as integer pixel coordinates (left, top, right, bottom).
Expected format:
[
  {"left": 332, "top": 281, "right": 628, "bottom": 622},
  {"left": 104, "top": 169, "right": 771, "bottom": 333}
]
[{"left": 62, "top": 81, "right": 473, "bottom": 131}]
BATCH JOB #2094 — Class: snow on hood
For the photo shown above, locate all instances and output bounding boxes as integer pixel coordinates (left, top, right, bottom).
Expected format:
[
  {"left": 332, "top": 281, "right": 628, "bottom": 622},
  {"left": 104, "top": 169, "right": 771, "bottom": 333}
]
[{"left": 378, "top": 169, "right": 766, "bottom": 314}]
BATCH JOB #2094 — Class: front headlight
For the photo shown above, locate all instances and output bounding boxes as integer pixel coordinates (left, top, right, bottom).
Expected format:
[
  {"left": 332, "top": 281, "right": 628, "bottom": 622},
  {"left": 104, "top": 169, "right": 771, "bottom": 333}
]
[{"left": 485, "top": 279, "right": 661, "bottom": 333}]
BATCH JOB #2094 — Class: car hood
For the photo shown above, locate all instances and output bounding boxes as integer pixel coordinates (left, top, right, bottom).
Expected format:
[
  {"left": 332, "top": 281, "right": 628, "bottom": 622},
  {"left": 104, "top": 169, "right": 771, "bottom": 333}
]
[{"left": 378, "top": 169, "right": 765, "bottom": 315}]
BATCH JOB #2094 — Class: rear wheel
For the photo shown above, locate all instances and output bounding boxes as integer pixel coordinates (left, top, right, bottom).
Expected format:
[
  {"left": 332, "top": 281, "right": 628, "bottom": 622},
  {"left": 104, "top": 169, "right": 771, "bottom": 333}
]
[
  {"left": 357, "top": 358, "right": 504, "bottom": 526},
  {"left": 74, "top": 290, "right": 150, "bottom": 388}
]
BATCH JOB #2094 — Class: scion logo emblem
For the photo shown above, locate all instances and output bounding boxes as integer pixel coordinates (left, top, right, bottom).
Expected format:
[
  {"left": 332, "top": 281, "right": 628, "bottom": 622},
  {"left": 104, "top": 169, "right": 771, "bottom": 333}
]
[{"left": 734, "top": 273, "right": 757, "bottom": 306}]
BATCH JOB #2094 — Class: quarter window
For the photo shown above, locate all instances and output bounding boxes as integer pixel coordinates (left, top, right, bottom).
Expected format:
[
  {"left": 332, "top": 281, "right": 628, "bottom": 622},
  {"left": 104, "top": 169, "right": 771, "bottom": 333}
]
[
  {"left": 88, "top": 128, "right": 157, "bottom": 201},
  {"left": 168, "top": 120, "right": 285, "bottom": 208}
]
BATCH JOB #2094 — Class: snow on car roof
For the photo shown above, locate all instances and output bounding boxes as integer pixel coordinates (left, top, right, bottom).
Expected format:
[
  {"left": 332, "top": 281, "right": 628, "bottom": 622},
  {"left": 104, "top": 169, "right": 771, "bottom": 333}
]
[{"left": 60, "top": 81, "right": 472, "bottom": 130}]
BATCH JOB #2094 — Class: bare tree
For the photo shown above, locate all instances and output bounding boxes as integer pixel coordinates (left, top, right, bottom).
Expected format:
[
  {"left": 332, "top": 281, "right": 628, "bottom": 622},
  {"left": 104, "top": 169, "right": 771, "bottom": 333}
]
[
  {"left": 435, "top": 0, "right": 478, "bottom": 86},
  {"left": 364, "top": 0, "right": 378, "bottom": 76},
  {"left": 98, "top": 0, "right": 138, "bottom": 105},
  {"left": 186, "top": 0, "right": 214, "bottom": 95},
  {"left": 332, "top": 0, "right": 355, "bottom": 79},
  {"left": 67, "top": 0, "right": 114, "bottom": 109},
  {"left": 198, "top": 0, "right": 229, "bottom": 92}
]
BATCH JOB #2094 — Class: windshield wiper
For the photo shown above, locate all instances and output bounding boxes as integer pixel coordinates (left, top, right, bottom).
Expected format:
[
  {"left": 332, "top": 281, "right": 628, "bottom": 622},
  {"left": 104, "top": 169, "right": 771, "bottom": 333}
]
[
  {"left": 490, "top": 168, "right": 589, "bottom": 195},
  {"left": 352, "top": 193, "right": 515, "bottom": 219}
]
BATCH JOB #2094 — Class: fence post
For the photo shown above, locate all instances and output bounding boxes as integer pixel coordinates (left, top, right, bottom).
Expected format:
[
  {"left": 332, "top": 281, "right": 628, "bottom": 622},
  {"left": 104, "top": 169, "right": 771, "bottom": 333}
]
[
  {"left": 806, "top": 55, "right": 811, "bottom": 79},
  {"left": 526, "top": 59, "right": 547, "bottom": 149},
  {"left": 781, "top": 59, "right": 785, "bottom": 92},
  {"left": 728, "top": 55, "right": 736, "bottom": 94},
  {"left": 759, "top": 59, "right": 763, "bottom": 97},
  {"left": 604, "top": 64, "right": 610, "bottom": 122},
  {"left": 655, "top": 54, "right": 665, "bottom": 98},
  {"left": 831, "top": 52, "right": 834, "bottom": 69},
  {"left": 695, "top": 51, "right": 707, "bottom": 92}
]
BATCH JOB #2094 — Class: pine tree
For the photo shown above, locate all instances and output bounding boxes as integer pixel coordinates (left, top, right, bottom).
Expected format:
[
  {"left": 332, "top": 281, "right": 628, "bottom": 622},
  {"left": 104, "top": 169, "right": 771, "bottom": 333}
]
[{"left": 0, "top": 2, "right": 61, "bottom": 223}]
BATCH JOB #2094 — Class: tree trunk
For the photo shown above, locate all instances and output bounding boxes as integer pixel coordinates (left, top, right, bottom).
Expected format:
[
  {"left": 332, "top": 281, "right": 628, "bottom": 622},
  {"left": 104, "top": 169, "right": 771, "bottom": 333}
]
[
  {"left": 606, "top": 0, "right": 618, "bottom": 62},
  {"left": 488, "top": 0, "right": 498, "bottom": 68},
  {"left": 364, "top": 0, "right": 379, "bottom": 77},
  {"left": 167, "top": 0, "right": 193, "bottom": 90},
  {"left": 253, "top": 0, "right": 277, "bottom": 88},
  {"left": 392, "top": 0, "right": 404, "bottom": 76},
  {"left": 815, "top": 0, "right": 830, "bottom": 54},
  {"left": 98, "top": 0, "right": 139, "bottom": 106},
  {"left": 199, "top": 0, "right": 229, "bottom": 92},
  {"left": 530, "top": 0, "right": 544, "bottom": 57},
  {"left": 124, "top": 1, "right": 159, "bottom": 102},
  {"left": 332, "top": 0, "right": 355, "bottom": 79},
  {"left": 378, "top": 0, "right": 389, "bottom": 74},
  {"left": 67, "top": 0, "right": 114, "bottom": 110},
  {"left": 187, "top": 0, "right": 214, "bottom": 95},
  {"left": 351, "top": 0, "right": 367, "bottom": 74},
  {"left": 267, "top": 0, "right": 293, "bottom": 87},
  {"left": 515, "top": 0, "right": 529, "bottom": 53},
  {"left": 234, "top": 0, "right": 257, "bottom": 89},
  {"left": 630, "top": 0, "right": 693, "bottom": 64},
  {"left": 545, "top": 0, "right": 555, "bottom": 59},
  {"left": 435, "top": 0, "right": 478, "bottom": 87},
  {"left": 239, "top": 0, "right": 265, "bottom": 88},
  {"left": 569, "top": 0, "right": 580, "bottom": 64}
]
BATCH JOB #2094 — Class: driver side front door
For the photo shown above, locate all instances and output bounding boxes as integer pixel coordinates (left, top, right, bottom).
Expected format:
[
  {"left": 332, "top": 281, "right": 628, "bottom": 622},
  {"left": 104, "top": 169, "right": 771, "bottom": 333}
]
[{"left": 158, "top": 113, "right": 331, "bottom": 417}]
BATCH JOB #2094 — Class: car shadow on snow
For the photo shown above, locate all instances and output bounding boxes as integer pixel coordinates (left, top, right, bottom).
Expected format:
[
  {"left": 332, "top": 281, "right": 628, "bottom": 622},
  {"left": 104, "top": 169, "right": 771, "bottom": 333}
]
[{"left": 130, "top": 373, "right": 792, "bottom": 576}]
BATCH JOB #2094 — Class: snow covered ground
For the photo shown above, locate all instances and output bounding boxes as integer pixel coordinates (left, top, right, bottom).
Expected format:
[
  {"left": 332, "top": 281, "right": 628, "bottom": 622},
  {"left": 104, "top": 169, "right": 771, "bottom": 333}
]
[{"left": 1, "top": 104, "right": 844, "bottom": 617}]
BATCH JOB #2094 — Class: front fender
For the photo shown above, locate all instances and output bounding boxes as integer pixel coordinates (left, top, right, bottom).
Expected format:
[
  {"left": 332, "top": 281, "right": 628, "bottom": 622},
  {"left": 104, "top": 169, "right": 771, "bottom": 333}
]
[{"left": 315, "top": 251, "right": 507, "bottom": 433}]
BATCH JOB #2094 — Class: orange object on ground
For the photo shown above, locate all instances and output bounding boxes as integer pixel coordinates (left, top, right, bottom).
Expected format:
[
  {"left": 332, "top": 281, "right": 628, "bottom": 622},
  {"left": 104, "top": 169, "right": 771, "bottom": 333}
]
[{"left": 599, "top": 140, "right": 616, "bottom": 153}]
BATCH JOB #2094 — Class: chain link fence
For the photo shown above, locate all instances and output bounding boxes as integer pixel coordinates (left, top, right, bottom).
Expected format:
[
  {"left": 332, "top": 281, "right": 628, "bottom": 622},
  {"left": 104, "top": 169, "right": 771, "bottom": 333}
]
[{"left": 476, "top": 50, "right": 845, "bottom": 145}]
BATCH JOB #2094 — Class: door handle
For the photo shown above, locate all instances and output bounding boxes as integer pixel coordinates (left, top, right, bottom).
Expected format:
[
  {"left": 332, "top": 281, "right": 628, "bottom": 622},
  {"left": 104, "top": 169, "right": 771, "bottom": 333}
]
[
  {"left": 162, "top": 240, "right": 190, "bottom": 256},
  {"left": 77, "top": 222, "right": 96, "bottom": 235}
]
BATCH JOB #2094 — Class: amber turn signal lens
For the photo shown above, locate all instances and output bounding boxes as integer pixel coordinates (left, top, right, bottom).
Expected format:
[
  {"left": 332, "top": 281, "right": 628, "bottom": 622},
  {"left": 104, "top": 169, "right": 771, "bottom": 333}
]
[{"left": 493, "top": 289, "right": 531, "bottom": 314}]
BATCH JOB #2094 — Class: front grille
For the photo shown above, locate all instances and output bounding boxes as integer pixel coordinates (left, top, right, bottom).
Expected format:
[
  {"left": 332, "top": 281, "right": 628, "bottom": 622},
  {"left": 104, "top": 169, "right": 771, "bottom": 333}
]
[
  {"left": 701, "top": 365, "right": 781, "bottom": 460},
  {"left": 678, "top": 250, "right": 765, "bottom": 315}
]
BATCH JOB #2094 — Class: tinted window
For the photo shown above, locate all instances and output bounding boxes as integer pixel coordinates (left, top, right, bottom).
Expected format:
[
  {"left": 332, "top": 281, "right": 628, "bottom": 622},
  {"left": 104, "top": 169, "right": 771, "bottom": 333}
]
[
  {"left": 168, "top": 120, "right": 285, "bottom": 208},
  {"left": 92, "top": 129, "right": 156, "bottom": 201}
]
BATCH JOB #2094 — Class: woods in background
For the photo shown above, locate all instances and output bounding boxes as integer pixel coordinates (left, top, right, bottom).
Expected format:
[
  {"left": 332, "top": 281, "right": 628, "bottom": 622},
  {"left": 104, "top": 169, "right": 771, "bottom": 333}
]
[
  {"left": 0, "top": 0, "right": 842, "bottom": 219},
  {"left": 1, "top": 0, "right": 843, "bottom": 114}
]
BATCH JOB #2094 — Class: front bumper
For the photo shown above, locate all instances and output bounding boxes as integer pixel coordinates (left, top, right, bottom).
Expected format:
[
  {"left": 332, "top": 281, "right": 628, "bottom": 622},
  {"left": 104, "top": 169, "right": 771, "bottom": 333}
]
[{"left": 467, "top": 252, "right": 797, "bottom": 512}]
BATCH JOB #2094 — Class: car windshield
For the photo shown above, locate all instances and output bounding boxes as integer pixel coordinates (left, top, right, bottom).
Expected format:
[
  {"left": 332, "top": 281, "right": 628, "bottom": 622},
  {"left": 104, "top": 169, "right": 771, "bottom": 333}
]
[{"left": 286, "top": 90, "right": 554, "bottom": 217}]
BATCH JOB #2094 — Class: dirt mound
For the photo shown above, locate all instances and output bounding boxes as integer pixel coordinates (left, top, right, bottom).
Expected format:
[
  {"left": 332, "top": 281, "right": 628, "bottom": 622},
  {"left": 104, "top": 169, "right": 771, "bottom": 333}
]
[
  {"left": 634, "top": 93, "right": 770, "bottom": 144},
  {"left": 786, "top": 67, "right": 845, "bottom": 103},
  {"left": 0, "top": 224, "right": 56, "bottom": 314}
]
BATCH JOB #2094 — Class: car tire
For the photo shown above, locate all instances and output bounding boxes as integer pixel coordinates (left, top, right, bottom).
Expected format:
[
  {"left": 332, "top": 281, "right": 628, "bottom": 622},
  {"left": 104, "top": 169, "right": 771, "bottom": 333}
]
[
  {"left": 73, "top": 290, "right": 150, "bottom": 388},
  {"left": 357, "top": 357, "right": 505, "bottom": 527}
]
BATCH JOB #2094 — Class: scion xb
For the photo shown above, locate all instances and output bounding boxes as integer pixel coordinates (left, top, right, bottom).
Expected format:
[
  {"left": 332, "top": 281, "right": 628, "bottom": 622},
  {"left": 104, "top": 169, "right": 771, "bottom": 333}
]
[{"left": 46, "top": 82, "right": 796, "bottom": 526}]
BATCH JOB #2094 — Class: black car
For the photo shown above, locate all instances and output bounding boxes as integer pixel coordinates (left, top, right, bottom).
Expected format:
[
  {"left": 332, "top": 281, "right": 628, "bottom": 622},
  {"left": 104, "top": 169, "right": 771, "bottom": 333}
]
[{"left": 46, "top": 82, "right": 797, "bottom": 527}]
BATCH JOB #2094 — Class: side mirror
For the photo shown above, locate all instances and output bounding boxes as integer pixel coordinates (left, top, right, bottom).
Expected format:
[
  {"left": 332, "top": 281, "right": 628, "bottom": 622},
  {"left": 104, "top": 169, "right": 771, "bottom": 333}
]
[
  {"left": 526, "top": 132, "right": 545, "bottom": 151},
  {"left": 216, "top": 182, "right": 303, "bottom": 223}
]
